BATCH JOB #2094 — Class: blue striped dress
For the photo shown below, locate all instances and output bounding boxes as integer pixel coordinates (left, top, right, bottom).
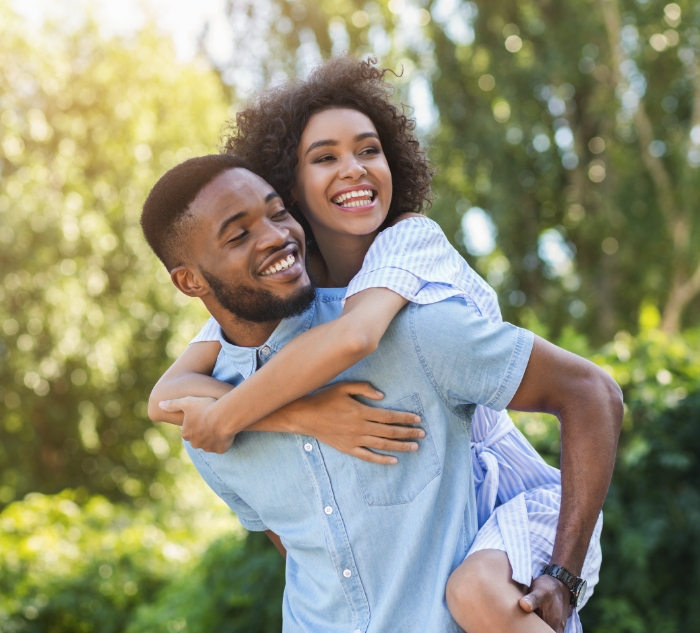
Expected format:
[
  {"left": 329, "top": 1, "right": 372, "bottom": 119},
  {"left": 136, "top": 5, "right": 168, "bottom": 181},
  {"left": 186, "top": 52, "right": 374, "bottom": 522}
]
[{"left": 192, "top": 216, "right": 602, "bottom": 632}]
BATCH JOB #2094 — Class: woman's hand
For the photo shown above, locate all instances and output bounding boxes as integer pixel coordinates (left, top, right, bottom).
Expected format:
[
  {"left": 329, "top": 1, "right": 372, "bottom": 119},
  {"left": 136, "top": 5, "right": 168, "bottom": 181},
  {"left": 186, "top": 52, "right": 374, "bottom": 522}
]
[
  {"left": 284, "top": 382, "right": 425, "bottom": 465},
  {"left": 161, "top": 382, "right": 425, "bottom": 463},
  {"left": 159, "top": 396, "right": 234, "bottom": 453}
]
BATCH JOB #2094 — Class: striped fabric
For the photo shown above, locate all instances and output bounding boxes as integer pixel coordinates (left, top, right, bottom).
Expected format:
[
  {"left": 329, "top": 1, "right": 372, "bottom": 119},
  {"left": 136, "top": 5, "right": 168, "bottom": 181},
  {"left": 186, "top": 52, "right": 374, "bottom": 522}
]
[{"left": 190, "top": 216, "right": 602, "bottom": 629}]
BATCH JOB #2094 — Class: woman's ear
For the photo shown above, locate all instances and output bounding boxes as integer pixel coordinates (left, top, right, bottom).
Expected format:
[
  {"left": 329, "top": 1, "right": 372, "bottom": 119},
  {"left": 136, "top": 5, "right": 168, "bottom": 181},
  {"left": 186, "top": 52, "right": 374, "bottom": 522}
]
[{"left": 171, "top": 266, "right": 208, "bottom": 298}]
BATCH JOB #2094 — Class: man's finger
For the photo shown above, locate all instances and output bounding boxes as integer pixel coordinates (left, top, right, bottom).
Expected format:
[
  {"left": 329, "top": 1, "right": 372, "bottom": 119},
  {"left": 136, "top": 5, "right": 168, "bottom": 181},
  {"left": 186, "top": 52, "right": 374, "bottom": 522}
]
[
  {"left": 519, "top": 590, "right": 542, "bottom": 613},
  {"left": 352, "top": 447, "right": 398, "bottom": 465},
  {"left": 341, "top": 382, "right": 384, "bottom": 400}
]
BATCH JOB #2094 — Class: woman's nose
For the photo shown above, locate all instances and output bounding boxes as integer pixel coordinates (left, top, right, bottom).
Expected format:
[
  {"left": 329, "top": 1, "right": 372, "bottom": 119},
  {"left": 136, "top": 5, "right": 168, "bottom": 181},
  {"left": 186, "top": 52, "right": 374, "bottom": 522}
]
[{"left": 339, "top": 155, "right": 367, "bottom": 180}]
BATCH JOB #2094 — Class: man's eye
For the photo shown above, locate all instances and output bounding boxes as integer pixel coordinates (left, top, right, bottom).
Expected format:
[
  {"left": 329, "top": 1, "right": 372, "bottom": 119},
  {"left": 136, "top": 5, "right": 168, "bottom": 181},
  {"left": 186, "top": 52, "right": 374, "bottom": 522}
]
[{"left": 227, "top": 231, "right": 247, "bottom": 244}]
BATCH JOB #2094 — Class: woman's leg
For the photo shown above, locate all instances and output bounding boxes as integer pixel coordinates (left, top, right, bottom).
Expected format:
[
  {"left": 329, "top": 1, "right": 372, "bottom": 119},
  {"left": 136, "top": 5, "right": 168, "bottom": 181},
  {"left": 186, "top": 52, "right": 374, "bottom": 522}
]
[{"left": 446, "top": 549, "right": 553, "bottom": 633}]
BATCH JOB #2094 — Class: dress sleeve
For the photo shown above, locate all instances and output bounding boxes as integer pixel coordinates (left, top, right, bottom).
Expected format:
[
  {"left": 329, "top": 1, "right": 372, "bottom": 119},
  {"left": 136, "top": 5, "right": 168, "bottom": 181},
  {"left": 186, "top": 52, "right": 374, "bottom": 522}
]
[
  {"left": 189, "top": 316, "right": 225, "bottom": 345},
  {"left": 346, "top": 217, "right": 501, "bottom": 322}
]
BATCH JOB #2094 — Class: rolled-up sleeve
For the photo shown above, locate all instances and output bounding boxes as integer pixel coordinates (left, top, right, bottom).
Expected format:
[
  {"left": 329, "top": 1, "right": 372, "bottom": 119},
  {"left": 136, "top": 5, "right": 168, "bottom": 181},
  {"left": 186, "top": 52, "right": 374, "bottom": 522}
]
[
  {"left": 411, "top": 298, "right": 534, "bottom": 411},
  {"left": 183, "top": 441, "right": 268, "bottom": 532}
]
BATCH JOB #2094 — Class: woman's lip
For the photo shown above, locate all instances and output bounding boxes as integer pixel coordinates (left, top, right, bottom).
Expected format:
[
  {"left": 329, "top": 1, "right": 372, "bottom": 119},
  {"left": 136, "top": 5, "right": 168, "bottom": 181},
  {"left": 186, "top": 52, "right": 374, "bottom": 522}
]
[{"left": 331, "top": 197, "right": 378, "bottom": 213}]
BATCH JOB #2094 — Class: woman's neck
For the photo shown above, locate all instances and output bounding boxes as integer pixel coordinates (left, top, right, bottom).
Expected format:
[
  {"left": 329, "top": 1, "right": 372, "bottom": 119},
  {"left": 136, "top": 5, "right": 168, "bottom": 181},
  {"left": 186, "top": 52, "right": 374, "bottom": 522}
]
[{"left": 311, "top": 225, "right": 379, "bottom": 288}]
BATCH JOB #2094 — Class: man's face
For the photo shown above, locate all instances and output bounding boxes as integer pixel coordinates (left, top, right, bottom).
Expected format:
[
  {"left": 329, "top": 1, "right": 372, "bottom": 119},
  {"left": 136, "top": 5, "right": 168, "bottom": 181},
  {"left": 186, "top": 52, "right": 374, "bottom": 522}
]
[{"left": 183, "top": 168, "right": 313, "bottom": 322}]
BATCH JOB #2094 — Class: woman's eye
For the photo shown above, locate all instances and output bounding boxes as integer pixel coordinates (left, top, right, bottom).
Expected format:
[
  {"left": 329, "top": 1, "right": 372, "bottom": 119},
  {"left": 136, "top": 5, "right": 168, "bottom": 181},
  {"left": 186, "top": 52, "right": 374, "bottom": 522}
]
[
  {"left": 314, "top": 154, "right": 335, "bottom": 163},
  {"left": 273, "top": 209, "right": 290, "bottom": 219}
]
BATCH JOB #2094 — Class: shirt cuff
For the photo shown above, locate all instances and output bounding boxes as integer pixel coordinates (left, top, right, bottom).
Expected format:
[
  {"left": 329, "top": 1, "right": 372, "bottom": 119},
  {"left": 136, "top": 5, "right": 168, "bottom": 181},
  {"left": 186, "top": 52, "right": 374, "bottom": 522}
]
[{"left": 485, "top": 328, "right": 535, "bottom": 411}]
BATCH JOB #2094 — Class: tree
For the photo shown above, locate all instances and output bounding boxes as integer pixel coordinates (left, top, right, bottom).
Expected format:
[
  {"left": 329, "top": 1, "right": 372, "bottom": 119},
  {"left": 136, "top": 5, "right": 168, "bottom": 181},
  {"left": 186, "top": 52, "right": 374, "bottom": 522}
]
[{"left": 0, "top": 3, "right": 230, "bottom": 505}]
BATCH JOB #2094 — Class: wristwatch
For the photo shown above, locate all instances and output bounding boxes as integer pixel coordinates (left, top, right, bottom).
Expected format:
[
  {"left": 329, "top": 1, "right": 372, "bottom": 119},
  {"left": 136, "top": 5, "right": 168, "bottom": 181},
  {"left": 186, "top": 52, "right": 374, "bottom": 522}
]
[{"left": 541, "top": 564, "right": 588, "bottom": 608}]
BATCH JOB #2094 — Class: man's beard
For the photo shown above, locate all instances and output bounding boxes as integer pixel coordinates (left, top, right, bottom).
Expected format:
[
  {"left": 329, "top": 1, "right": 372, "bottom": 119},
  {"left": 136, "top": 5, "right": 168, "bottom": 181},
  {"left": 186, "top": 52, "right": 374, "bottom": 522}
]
[{"left": 200, "top": 268, "right": 316, "bottom": 323}]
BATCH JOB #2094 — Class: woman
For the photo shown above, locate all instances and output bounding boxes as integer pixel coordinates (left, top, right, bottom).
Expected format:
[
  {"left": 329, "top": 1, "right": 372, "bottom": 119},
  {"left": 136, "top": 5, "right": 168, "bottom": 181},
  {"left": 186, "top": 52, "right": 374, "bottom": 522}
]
[{"left": 152, "top": 57, "right": 601, "bottom": 632}]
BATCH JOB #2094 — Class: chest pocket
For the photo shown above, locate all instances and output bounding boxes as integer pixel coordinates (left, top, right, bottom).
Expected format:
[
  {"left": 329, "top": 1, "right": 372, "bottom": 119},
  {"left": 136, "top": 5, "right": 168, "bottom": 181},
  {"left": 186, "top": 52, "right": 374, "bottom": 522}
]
[{"left": 352, "top": 393, "right": 441, "bottom": 506}]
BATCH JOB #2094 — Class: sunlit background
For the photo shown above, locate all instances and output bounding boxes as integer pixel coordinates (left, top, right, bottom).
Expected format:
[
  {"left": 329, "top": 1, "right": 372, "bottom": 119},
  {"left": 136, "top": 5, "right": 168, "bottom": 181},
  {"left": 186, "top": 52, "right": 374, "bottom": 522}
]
[{"left": 1, "top": 0, "right": 699, "bottom": 630}]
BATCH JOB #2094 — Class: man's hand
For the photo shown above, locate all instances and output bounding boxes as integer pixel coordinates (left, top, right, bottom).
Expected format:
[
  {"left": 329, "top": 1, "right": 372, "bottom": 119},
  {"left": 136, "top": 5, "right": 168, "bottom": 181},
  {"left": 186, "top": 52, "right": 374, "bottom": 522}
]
[
  {"left": 159, "top": 396, "right": 235, "bottom": 453},
  {"left": 519, "top": 574, "right": 571, "bottom": 633},
  {"left": 287, "top": 382, "right": 425, "bottom": 465}
]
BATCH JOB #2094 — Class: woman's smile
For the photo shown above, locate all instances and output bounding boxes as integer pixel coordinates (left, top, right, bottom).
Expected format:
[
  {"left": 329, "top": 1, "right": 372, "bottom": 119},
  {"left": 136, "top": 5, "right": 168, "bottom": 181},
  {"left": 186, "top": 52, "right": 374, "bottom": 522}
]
[{"left": 330, "top": 184, "right": 378, "bottom": 212}]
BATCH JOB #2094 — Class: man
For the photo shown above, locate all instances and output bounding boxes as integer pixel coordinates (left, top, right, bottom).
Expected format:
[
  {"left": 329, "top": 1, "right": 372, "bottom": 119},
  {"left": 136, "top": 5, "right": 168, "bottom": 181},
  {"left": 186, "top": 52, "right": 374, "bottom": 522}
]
[{"left": 140, "top": 155, "right": 623, "bottom": 632}]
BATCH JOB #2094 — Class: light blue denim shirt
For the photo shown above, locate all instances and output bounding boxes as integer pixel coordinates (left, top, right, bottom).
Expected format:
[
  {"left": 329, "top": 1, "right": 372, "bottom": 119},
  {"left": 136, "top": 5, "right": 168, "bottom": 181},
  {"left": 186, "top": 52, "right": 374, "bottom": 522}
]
[{"left": 184, "top": 288, "right": 534, "bottom": 633}]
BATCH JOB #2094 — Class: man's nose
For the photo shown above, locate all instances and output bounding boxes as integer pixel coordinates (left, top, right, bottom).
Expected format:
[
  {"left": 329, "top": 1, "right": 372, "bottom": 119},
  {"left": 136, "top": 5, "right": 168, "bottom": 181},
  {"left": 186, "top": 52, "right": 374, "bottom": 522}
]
[{"left": 258, "top": 219, "right": 290, "bottom": 250}]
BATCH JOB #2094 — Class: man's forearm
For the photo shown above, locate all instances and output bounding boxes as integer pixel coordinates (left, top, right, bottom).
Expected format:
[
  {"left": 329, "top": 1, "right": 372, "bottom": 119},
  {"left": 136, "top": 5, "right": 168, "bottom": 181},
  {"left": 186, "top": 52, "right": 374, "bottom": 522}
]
[{"left": 551, "top": 371, "right": 623, "bottom": 574}]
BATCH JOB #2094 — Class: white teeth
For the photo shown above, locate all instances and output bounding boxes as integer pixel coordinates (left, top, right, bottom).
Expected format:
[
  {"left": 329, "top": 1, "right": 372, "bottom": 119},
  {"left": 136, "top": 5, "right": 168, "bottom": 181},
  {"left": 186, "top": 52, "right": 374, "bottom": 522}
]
[
  {"left": 332, "top": 189, "right": 375, "bottom": 206},
  {"left": 261, "top": 253, "right": 296, "bottom": 276}
]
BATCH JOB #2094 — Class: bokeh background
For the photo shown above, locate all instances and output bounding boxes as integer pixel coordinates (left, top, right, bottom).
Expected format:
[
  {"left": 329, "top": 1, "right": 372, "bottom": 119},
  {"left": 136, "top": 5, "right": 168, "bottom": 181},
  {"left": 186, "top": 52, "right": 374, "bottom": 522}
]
[{"left": 1, "top": 0, "right": 699, "bottom": 630}]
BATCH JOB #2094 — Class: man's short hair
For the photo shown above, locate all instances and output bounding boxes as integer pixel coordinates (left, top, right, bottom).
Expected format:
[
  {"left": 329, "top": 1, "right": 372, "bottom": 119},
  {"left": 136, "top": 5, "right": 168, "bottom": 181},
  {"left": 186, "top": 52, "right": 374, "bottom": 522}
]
[{"left": 141, "top": 154, "right": 253, "bottom": 270}]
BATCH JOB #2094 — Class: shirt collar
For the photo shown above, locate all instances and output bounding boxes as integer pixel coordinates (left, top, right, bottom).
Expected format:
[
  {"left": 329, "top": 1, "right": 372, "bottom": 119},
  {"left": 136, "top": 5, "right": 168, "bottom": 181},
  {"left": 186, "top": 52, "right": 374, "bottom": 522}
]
[{"left": 217, "top": 299, "right": 318, "bottom": 379}]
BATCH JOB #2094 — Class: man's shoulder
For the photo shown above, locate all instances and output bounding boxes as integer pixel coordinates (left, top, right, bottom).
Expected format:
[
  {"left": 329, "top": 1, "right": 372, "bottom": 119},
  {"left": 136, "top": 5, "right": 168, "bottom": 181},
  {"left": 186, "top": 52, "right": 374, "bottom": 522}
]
[{"left": 312, "top": 288, "right": 346, "bottom": 324}]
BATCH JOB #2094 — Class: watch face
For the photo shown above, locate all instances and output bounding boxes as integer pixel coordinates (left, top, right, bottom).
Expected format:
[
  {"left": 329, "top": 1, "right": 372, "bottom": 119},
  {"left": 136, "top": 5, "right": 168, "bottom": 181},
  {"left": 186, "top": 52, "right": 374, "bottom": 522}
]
[{"left": 575, "top": 580, "right": 588, "bottom": 608}]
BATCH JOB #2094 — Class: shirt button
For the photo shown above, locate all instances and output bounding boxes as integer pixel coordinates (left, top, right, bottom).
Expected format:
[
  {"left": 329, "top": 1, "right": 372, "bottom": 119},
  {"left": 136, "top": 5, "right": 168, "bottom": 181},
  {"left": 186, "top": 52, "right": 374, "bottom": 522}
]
[
  {"left": 343, "top": 569, "right": 352, "bottom": 578},
  {"left": 304, "top": 443, "right": 313, "bottom": 452},
  {"left": 324, "top": 506, "right": 333, "bottom": 515},
  {"left": 260, "top": 345, "right": 271, "bottom": 356},
  {"left": 353, "top": 629, "right": 361, "bottom": 633}
]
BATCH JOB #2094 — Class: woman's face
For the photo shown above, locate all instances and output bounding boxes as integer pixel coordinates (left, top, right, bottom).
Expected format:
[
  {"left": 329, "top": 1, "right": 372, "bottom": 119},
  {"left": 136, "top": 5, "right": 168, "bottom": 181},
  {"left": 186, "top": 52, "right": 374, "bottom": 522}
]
[{"left": 292, "top": 108, "right": 393, "bottom": 240}]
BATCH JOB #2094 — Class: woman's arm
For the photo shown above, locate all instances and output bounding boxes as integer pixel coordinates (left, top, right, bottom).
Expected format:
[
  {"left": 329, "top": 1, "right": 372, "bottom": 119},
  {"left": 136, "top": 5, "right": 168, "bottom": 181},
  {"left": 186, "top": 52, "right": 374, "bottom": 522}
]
[
  {"left": 148, "top": 341, "right": 227, "bottom": 425},
  {"left": 161, "top": 288, "right": 409, "bottom": 453}
]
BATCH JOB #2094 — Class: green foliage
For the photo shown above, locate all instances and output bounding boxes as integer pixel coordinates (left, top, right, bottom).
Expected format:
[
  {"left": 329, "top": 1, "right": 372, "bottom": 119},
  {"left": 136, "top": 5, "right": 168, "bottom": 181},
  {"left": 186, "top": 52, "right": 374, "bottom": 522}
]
[
  {"left": 0, "top": 488, "right": 236, "bottom": 632},
  {"left": 581, "top": 389, "right": 700, "bottom": 632},
  {"left": 127, "top": 531, "right": 284, "bottom": 633},
  {"left": 425, "top": 0, "right": 700, "bottom": 340},
  {"left": 0, "top": 4, "right": 228, "bottom": 506},
  {"left": 0, "top": 489, "right": 281, "bottom": 633}
]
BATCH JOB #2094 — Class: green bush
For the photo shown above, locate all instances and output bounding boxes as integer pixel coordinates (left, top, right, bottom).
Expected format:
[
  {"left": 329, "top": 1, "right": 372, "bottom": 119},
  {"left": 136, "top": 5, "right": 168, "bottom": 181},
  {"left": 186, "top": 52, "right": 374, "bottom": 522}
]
[
  {"left": 127, "top": 531, "right": 284, "bottom": 633},
  {"left": 0, "top": 489, "right": 235, "bottom": 633},
  {"left": 579, "top": 324, "right": 700, "bottom": 631}
]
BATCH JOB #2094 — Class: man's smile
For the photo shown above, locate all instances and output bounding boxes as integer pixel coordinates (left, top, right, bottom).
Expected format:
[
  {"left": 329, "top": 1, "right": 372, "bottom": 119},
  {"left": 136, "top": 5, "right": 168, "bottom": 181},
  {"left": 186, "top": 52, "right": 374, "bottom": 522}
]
[{"left": 257, "top": 243, "right": 304, "bottom": 280}]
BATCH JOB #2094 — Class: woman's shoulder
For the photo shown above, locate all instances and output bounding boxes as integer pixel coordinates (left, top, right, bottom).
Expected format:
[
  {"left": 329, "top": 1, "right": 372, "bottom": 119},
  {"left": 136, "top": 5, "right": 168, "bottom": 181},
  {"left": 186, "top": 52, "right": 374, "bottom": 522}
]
[{"left": 373, "top": 214, "right": 446, "bottom": 253}]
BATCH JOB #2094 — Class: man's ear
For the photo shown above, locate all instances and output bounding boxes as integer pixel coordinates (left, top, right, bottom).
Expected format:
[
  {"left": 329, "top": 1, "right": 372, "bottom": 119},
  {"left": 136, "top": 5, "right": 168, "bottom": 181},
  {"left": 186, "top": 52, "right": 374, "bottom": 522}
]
[{"left": 171, "top": 266, "right": 208, "bottom": 298}]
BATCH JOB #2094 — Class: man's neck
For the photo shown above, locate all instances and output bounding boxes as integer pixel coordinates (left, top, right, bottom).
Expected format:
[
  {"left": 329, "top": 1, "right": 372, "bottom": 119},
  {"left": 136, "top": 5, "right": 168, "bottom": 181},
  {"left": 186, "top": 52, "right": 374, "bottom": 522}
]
[{"left": 207, "top": 304, "right": 280, "bottom": 348}]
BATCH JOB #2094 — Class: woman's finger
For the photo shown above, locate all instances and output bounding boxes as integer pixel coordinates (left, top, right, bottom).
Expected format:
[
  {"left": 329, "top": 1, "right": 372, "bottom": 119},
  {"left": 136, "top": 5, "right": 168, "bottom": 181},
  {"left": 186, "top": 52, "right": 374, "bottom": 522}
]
[
  {"left": 159, "top": 398, "right": 187, "bottom": 412},
  {"left": 339, "top": 381, "right": 384, "bottom": 400},
  {"left": 362, "top": 406, "right": 421, "bottom": 425},
  {"left": 362, "top": 436, "right": 419, "bottom": 452},
  {"left": 364, "top": 421, "right": 425, "bottom": 440},
  {"left": 352, "top": 447, "right": 398, "bottom": 465}
]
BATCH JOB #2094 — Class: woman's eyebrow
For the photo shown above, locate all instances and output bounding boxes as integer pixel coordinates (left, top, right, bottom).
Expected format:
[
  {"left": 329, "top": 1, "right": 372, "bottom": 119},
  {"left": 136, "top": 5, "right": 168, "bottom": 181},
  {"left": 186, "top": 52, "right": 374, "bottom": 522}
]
[
  {"left": 304, "top": 132, "right": 378, "bottom": 156},
  {"left": 305, "top": 139, "right": 338, "bottom": 155}
]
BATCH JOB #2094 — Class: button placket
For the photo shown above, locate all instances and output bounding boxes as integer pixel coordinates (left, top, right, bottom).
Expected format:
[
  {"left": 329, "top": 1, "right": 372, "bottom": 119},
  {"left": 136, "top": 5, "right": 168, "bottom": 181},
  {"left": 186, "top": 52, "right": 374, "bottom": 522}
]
[{"left": 299, "top": 436, "right": 369, "bottom": 630}]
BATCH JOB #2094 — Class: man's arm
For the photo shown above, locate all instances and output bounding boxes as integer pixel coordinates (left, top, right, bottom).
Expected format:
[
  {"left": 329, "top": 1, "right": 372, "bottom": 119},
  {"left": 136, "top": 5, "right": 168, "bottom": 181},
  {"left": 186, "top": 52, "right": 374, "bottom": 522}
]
[
  {"left": 265, "top": 530, "right": 287, "bottom": 558},
  {"left": 507, "top": 335, "right": 623, "bottom": 626}
]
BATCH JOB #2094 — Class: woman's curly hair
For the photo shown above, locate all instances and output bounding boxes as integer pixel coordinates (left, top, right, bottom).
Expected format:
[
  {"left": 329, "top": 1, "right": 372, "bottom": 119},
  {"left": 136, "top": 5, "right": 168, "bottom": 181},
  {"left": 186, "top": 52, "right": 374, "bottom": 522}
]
[{"left": 220, "top": 56, "right": 434, "bottom": 237}]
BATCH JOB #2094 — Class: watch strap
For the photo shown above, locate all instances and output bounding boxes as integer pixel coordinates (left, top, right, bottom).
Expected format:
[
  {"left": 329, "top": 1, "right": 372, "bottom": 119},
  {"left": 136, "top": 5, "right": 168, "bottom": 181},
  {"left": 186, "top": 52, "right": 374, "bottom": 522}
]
[{"left": 541, "top": 564, "right": 584, "bottom": 605}]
